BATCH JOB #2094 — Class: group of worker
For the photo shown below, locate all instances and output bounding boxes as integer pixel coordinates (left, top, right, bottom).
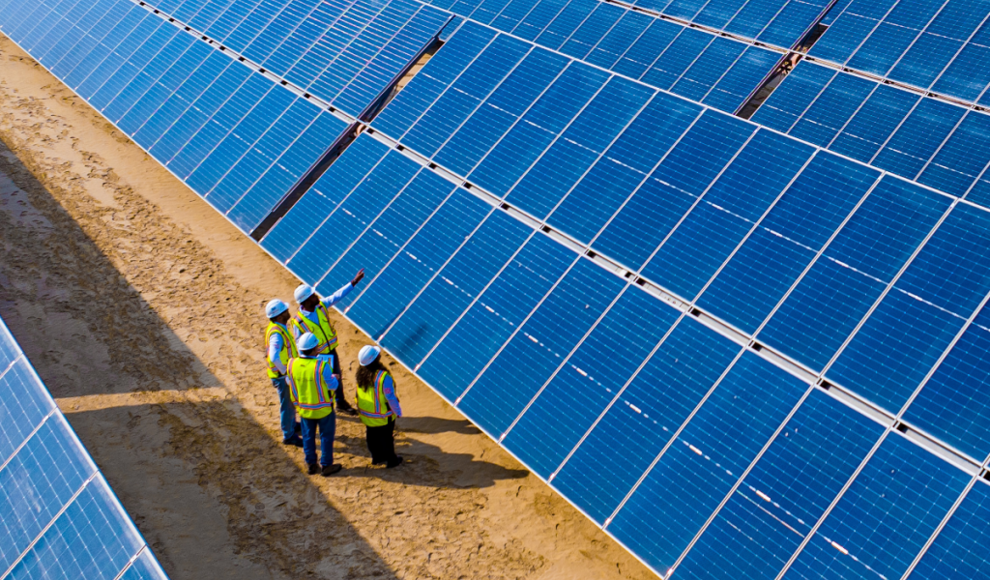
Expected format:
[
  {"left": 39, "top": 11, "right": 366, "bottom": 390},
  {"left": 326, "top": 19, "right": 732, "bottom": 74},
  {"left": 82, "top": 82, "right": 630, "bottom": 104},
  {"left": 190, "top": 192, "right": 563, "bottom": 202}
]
[{"left": 264, "top": 268, "right": 404, "bottom": 476}]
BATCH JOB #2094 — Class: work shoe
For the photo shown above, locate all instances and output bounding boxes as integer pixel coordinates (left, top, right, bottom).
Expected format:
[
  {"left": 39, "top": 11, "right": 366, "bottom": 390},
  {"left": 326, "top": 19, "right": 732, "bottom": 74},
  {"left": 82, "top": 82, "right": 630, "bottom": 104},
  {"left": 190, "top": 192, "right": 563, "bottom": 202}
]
[
  {"left": 307, "top": 463, "right": 320, "bottom": 475},
  {"left": 322, "top": 463, "right": 343, "bottom": 476},
  {"left": 386, "top": 456, "right": 403, "bottom": 469},
  {"left": 336, "top": 399, "right": 359, "bottom": 416},
  {"left": 283, "top": 435, "right": 303, "bottom": 447},
  {"left": 294, "top": 422, "right": 301, "bottom": 434}
]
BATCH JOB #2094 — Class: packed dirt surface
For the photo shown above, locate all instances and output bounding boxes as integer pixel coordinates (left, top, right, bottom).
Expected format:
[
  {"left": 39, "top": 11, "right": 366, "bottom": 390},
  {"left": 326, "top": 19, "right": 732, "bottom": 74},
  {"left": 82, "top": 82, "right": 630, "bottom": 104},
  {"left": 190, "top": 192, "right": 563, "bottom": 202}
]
[{"left": 0, "top": 35, "right": 655, "bottom": 580}]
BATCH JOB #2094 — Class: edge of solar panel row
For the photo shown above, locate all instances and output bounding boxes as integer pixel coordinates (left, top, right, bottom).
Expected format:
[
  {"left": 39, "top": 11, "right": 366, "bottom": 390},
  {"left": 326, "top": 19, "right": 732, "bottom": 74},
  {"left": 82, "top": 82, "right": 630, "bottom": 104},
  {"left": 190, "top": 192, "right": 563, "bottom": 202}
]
[
  {"left": 0, "top": 316, "right": 170, "bottom": 579},
  {"left": 5, "top": 0, "right": 990, "bottom": 578}
]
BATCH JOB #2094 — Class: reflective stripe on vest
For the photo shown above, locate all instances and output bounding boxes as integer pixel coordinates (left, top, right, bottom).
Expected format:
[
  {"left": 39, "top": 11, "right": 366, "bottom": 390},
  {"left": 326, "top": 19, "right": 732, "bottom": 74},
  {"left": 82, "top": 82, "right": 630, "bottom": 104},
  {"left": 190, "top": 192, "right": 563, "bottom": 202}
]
[
  {"left": 357, "top": 370, "right": 394, "bottom": 427},
  {"left": 286, "top": 357, "right": 335, "bottom": 419},
  {"left": 291, "top": 304, "right": 338, "bottom": 353},
  {"left": 265, "top": 322, "right": 296, "bottom": 379}
]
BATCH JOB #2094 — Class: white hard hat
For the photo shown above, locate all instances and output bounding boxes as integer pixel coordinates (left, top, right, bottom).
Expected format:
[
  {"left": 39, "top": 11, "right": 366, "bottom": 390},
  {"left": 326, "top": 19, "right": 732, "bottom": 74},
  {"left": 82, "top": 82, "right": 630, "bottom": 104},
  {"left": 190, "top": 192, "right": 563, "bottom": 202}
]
[
  {"left": 294, "top": 284, "right": 316, "bottom": 303},
  {"left": 265, "top": 299, "right": 288, "bottom": 318},
  {"left": 358, "top": 345, "right": 381, "bottom": 366},
  {"left": 297, "top": 332, "right": 320, "bottom": 352}
]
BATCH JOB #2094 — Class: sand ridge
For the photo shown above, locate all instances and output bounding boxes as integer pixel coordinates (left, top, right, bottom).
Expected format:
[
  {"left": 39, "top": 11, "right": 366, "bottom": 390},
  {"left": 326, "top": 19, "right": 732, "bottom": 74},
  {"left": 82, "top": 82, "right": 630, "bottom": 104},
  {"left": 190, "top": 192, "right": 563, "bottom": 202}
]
[{"left": 0, "top": 36, "right": 654, "bottom": 580}]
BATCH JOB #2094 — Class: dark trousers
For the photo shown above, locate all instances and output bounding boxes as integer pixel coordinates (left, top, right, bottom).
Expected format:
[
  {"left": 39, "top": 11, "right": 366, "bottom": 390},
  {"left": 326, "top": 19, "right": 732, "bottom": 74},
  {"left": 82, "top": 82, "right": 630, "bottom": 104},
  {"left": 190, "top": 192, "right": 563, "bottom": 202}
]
[
  {"left": 301, "top": 413, "right": 336, "bottom": 467},
  {"left": 271, "top": 377, "right": 296, "bottom": 441},
  {"left": 327, "top": 348, "right": 349, "bottom": 407},
  {"left": 366, "top": 417, "right": 397, "bottom": 464}
]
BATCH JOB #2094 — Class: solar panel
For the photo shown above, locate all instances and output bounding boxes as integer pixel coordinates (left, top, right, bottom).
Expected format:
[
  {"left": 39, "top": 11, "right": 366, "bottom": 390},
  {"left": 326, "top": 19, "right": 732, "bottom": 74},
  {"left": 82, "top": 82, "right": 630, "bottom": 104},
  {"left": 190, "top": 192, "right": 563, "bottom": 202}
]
[
  {"left": 6, "top": 0, "right": 990, "bottom": 577},
  {"left": 0, "top": 316, "right": 169, "bottom": 579},
  {"left": 752, "top": 60, "right": 990, "bottom": 202},
  {"left": 810, "top": 0, "right": 990, "bottom": 106}
]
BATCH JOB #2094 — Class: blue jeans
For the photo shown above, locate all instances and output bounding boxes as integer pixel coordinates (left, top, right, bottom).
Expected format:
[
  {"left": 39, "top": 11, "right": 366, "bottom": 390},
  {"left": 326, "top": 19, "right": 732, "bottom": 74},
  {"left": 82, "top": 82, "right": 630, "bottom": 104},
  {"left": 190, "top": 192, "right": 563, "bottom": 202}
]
[
  {"left": 272, "top": 377, "right": 296, "bottom": 441},
  {"left": 301, "top": 413, "right": 336, "bottom": 467}
]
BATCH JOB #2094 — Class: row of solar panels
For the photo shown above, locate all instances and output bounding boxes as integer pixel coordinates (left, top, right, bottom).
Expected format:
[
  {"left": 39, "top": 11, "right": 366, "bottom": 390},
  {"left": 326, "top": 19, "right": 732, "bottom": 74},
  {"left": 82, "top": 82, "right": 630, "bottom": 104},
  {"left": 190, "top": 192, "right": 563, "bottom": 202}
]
[
  {"left": 755, "top": 60, "right": 990, "bottom": 206},
  {"left": 809, "top": 0, "right": 990, "bottom": 107},
  {"left": 0, "top": 0, "right": 451, "bottom": 235},
  {"left": 426, "top": 0, "right": 831, "bottom": 50},
  {"left": 0, "top": 317, "right": 168, "bottom": 579},
  {"left": 257, "top": 125, "right": 990, "bottom": 579},
  {"left": 137, "top": 0, "right": 784, "bottom": 115}
]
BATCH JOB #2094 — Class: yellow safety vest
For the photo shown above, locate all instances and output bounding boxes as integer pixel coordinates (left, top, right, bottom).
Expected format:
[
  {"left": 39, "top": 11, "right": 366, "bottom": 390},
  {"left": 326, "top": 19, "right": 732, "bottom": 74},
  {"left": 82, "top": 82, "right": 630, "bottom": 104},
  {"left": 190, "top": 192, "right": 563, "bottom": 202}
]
[
  {"left": 291, "top": 304, "right": 338, "bottom": 354},
  {"left": 265, "top": 322, "right": 297, "bottom": 379},
  {"left": 286, "top": 357, "right": 336, "bottom": 419},
  {"left": 357, "top": 370, "right": 395, "bottom": 427}
]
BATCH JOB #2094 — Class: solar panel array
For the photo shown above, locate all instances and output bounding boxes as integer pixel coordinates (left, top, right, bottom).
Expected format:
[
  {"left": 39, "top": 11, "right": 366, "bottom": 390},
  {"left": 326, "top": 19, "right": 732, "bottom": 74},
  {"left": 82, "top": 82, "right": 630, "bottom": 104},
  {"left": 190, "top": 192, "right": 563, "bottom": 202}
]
[
  {"left": 0, "top": 316, "right": 169, "bottom": 580},
  {"left": 4, "top": 0, "right": 990, "bottom": 577}
]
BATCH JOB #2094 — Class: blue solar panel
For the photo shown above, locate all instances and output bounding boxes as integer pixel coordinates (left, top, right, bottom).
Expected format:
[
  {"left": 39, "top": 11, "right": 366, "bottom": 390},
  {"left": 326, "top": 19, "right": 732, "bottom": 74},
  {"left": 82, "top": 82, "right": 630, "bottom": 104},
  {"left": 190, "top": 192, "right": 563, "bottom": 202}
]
[
  {"left": 782, "top": 433, "right": 970, "bottom": 580},
  {"left": 673, "top": 389, "right": 884, "bottom": 580},
  {"left": 911, "top": 481, "right": 990, "bottom": 579},
  {"left": 0, "top": 316, "right": 167, "bottom": 577}
]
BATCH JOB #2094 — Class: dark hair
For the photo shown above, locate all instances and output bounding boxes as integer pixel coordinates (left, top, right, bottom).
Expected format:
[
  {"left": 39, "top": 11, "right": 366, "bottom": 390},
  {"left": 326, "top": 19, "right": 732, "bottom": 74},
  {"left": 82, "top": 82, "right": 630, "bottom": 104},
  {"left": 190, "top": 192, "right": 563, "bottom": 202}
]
[{"left": 355, "top": 358, "right": 386, "bottom": 391}]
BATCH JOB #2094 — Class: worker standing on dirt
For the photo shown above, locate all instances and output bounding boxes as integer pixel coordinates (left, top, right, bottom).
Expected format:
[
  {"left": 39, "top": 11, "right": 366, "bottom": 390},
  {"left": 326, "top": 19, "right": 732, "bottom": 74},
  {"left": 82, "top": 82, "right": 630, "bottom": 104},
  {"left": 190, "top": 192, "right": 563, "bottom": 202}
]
[
  {"left": 355, "top": 345, "right": 403, "bottom": 468},
  {"left": 287, "top": 332, "right": 342, "bottom": 476},
  {"left": 265, "top": 299, "right": 302, "bottom": 447},
  {"left": 291, "top": 269, "right": 366, "bottom": 416}
]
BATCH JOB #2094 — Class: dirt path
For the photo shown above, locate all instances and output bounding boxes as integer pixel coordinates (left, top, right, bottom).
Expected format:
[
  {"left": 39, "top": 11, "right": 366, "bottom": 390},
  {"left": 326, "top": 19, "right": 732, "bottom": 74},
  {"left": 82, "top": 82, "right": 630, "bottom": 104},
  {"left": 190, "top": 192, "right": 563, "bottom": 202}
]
[{"left": 0, "top": 36, "right": 655, "bottom": 580}]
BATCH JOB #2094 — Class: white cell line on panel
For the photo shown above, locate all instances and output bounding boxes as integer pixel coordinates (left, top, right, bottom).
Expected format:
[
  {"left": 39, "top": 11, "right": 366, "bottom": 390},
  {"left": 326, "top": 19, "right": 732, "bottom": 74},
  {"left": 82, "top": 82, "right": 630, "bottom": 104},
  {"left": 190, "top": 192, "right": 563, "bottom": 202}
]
[
  {"left": 875, "top": 0, "right": 951, "bottom": 79},
  {"left": 299, "top": 0, "right": 397, "bottom": 94},
  {"left": 665, "top": 382, "right": 821, "bottom": 577},
  {"left": 483, "top": 69, "right": 613, "bottom": 202},
  {"left": 253, "top": 0, "right": 327, "bottom": 70},
  {"left": 925, "top": 10, "right": 990, "bottom": 95},
  {"left": 453, "top": 251, "right": 583, "bottom": 404},
  {"left": 661, "top": 172, "right": 885, "bottom": 572},
  {"left": 515, "top": 0, "right": 572, "bottom": 43},
  {"left": 392, "top": 30, "right": 501, "bottom": 141},
  {"left": 476, "top": 88, "right": 663, "bottom": 436},
  {"left": 27, "top": 0, "right": 112, "bottom": 68},
  {"left": 106, "top": 38, "right": 204, "bottom": 131},
  {"left": 340, "top": 187, "right": 500, "bottom": 317},
  {"left": 283, "top": 144, "right": 395, "bottom": 265},
  {"left": 45, "top": 1, "right": 127, "bottom": 73},
  {"left": 568, "top": 4, "right": 626, "bottom": 60},
  {"left": 962, "top": 150, "right": 990, "bottom": 202},
  {"left": 277, "top": 0, "right": 363, "bottom": 79},
  {"left": 770, "top": 206, "right": 990, "bottom": 580},
  {"left": 913, "top": 108, "right": 974, "bottom": 182},
  {"left": 234, "top": 0, "right": 304, "bottom": 57},
  {"left": 495, "top": 283, "right": 635, "bottom": 443},
  {"left": 210, "top": 0, "right": 267, "bottom": 44},
  {"left": 169, "top": 0, "right": 214, "bottom": 30},
  {"left": 0, "top": 471, "right": 100, "bottom": 580},
  {"left": 768, "top": 63, "right": 840, "bottom": 134},
  {"left": 599, "top": 343, "right": 749, "bottom": 527},
  {"left": 666, "top": 32, "right": 719, "bottom": 89},
  {"left": 327, "top": 5, "right": 434, "bottom": 107},
  {"left": 696, "top": 41, "right": 756, "bottom": 103},
  {"left": 900, "top": 453, "right": 990, "bottom": 580},
  {"left": 224, "top": 106, "right": 333, "bottom": 214},
  {"left": 496, "top": 102, "right": 706, "bottom": 444},
  {"left": 545, "top": 126, "right": 760, "bottom": 481},
  {"left": 309, "top": 165, "right": 429, "bottom": 289},
  {"left": 769, "top": 428, "right": 893, "bottom": 580},
  {"left": 597, "top": 10, "right": 653, "bottom": 67},
  {"left": 129, "top": 55, "right": 240, "bottom": 148},
  {"left": 8, "top": 0, "right": 81, "bottom": 50},
  {"left": 0, "top": 407, "right": 59, "bottom": 477},
  {"left": 748, "top": 170, "right": 882, "bottom": 342},
  {"left": 633, "top": 23, "right": 692, "bottom": 83},
  {"left": 67, "top": 5, "right": 153, "bottom": 95},
  {"left": 407, "top": 227, "right": 541, "bottom": 371},
  {"left": 865, "top": 86, "right": 925, "bottom": 165}
]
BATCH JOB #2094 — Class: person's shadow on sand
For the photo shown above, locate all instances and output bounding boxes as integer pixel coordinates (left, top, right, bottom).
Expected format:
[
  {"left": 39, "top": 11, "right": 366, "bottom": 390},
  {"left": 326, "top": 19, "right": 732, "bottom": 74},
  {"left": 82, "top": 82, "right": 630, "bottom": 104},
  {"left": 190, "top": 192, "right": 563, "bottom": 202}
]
[{"left": 333, "top": 415, "right": 529, "bottom": 489}]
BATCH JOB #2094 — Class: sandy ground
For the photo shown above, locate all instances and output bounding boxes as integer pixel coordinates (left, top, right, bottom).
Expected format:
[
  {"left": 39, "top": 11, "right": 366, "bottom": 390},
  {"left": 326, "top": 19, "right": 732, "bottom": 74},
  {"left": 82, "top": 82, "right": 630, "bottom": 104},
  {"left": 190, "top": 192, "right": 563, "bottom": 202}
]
[{"left": 0, "top": 36, "right": 656, "bottom": 580}]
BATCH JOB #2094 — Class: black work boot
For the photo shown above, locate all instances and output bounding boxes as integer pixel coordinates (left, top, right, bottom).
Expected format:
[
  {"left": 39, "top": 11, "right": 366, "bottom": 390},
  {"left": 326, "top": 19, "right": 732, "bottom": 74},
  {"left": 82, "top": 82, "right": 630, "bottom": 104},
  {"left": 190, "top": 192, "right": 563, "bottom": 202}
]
[
  {"left": 386, "top": 456, "right": 403, "bottom": 469},
  {"left": 322, "top": 464, "right": 343, "bottom": 476},
  {"left": 307, "top": 463, "right": 320, "bottom": 475}
]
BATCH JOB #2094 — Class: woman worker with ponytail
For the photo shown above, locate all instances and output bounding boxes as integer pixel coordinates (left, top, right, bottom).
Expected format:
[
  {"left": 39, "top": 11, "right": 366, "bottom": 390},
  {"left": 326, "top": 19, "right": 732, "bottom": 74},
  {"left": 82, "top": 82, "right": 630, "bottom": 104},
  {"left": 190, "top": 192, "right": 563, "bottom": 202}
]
[{"left": 355, "top": 345, "right": 403, "bottom": 468}]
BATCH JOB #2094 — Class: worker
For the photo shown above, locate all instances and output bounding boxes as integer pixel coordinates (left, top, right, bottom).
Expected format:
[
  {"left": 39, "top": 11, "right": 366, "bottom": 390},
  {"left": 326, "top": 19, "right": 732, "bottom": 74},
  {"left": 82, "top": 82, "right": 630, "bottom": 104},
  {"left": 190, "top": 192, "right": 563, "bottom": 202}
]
[
  {"left": 287, "top": 332, "right": 342, "bottom": 476},
  {"left": 355, "top": 345, "right": 403, "bottom": 468},
  {"left": 291, "top": 269, "right": 366, "bottom": 416},
  {"left": 265, "top": 299, "right": 301, "bottom": 447}
]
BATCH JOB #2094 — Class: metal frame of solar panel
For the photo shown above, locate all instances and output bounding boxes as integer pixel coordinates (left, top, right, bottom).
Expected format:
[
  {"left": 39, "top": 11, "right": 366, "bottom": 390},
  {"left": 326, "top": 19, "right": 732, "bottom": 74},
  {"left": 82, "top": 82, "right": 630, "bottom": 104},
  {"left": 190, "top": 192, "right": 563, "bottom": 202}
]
[
  {"left": 5, "top": 0, "right": 990, "bottom": 578},
  {"left": 0, "top": 316, "right": 170, "bottom": 580}
]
